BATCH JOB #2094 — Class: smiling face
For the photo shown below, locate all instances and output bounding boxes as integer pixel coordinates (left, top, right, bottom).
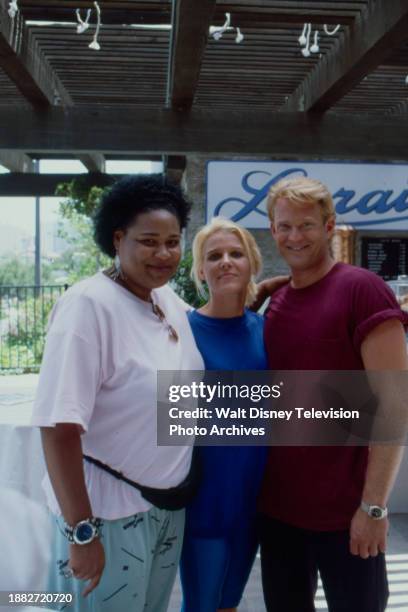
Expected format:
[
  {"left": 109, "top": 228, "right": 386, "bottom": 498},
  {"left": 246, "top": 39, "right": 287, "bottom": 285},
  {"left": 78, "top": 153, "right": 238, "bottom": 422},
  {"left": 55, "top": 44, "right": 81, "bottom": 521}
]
[
  {"left": 199, "top": 230, "right": 252, "bottom": 300},
  {"left": 272, "top": 197, "right": 335, "bottom": 273},
  {"left": 113, "top": 209, "right": 181, "bottom": 300}
]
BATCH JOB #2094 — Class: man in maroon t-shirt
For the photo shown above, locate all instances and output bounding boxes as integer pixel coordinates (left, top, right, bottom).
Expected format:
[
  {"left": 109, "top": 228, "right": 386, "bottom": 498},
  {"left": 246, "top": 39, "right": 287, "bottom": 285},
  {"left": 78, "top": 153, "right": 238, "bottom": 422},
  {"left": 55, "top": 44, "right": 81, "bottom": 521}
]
[{"left": 258, "top": 176, "right": 408, "bottom": 612}]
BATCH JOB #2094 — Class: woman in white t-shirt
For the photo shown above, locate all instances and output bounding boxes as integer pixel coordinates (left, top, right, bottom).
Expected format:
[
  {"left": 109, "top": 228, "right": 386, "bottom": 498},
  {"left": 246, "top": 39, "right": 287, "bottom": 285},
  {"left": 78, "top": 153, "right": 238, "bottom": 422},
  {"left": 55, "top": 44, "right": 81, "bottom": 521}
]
[{"left": 31, "top": 175, "right": 204, "bottom": 612}]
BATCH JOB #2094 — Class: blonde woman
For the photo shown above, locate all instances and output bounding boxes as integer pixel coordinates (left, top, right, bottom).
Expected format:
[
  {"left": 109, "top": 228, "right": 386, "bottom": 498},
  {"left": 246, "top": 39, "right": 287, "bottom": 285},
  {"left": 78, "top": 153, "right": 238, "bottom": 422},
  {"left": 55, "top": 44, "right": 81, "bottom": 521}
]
[{"left": 180, "top": 218, "right": 268, "bottom": 612}]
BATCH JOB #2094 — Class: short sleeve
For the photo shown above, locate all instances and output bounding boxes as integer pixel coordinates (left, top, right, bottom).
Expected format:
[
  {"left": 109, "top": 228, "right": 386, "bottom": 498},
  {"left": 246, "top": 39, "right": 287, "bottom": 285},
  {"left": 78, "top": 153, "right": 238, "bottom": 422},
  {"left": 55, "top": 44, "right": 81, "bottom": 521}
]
[
  {"left": 31, "top": 291, "right": 103, "bottom": 431},
  {"left": 351, "top": 273, "right": 408, "bottom": 351}
]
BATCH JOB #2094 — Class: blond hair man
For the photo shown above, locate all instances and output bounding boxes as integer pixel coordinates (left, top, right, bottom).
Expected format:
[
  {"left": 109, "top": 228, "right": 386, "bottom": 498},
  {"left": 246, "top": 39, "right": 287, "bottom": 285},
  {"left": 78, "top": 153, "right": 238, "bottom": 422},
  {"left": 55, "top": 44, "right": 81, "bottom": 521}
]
[{"left": 258, "top": 177, "right": 408, "bottom": 612}]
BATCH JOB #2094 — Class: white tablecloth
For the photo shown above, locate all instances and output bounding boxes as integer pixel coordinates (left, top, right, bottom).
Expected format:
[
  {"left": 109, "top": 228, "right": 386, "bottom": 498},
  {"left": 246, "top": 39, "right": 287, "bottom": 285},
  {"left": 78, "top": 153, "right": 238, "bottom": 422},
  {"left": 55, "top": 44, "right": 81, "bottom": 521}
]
[{"left": 0, "top": 375, "right": 52, "bottom": 610}]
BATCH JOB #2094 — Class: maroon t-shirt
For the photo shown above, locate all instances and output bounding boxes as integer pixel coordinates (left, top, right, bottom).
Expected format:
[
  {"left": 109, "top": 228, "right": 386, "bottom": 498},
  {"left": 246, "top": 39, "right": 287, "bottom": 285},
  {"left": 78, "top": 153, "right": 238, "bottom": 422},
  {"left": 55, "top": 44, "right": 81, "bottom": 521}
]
[{"left": 260, "top": 262, "right": 407, "bottom": 531}]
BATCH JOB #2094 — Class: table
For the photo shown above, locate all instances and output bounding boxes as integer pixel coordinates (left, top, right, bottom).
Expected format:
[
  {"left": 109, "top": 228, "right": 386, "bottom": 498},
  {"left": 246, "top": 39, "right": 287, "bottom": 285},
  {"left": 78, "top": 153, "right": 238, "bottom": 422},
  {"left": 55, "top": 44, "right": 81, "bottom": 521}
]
[{"left": 0, "top": 375, "right": 52, "bottom": 609}]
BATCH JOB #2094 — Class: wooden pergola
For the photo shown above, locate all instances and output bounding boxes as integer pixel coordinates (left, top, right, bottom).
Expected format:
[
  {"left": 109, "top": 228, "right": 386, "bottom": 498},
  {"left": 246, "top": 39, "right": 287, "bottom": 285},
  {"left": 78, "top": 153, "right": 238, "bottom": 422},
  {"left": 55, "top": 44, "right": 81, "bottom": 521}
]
[{"left": 1, "top": 0, "right": 408, "bottom": 195}]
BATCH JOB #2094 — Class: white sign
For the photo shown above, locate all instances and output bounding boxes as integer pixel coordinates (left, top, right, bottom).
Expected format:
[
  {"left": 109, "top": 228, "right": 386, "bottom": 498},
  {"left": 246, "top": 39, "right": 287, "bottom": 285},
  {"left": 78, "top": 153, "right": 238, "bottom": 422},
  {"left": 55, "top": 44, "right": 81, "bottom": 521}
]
[{"left": 206, "top": 161, "right": 408, "bottom": 230}]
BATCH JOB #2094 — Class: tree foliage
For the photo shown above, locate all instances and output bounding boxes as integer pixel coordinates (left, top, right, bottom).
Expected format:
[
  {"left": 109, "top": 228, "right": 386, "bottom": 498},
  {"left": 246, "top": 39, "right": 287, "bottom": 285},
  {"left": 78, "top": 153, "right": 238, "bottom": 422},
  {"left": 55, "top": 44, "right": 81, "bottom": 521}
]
[
  {"left": 0, "top": 255, "right": 54, "bottom": 287},
  {"left": 56, "top": 179, "right": 108, "bottom": 219},
  {"left": 171, "top": 251, "right": 205, "bottom": 308},
  {"left": 55, "top": 180, "right": 111, "bottom": 283},
  {"left": 0, "top": 290, "right": 58, "bottom": 371}
]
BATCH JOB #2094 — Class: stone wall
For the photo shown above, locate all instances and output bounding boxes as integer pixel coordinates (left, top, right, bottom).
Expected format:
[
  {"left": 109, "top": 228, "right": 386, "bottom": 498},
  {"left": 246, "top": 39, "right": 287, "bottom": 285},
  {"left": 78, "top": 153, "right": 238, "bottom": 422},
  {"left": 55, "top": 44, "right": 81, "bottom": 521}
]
[{"left": 182, "top": 155, "right": 288, "bottom": 279}]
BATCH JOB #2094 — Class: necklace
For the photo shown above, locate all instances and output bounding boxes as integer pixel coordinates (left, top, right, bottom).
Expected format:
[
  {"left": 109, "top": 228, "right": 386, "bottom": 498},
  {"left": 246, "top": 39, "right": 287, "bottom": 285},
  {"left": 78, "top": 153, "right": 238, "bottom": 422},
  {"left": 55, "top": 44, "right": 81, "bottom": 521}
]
[
  {"left": 150, "top": 300, "right": 179, "bottom": 342},
  {"left": 105, "top": 267, "right": 179, "bottom": 342}
]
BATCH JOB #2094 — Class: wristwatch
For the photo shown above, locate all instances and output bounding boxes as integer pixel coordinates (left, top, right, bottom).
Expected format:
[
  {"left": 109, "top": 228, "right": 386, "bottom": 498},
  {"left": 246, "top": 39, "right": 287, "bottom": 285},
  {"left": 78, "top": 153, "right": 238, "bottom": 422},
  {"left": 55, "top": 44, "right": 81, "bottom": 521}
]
[
  {"left": 360, "top": 501, "right": 388, "bottom": 520},
  {"left": 64, "top": 517, "right": 102, "bottom": 545}
]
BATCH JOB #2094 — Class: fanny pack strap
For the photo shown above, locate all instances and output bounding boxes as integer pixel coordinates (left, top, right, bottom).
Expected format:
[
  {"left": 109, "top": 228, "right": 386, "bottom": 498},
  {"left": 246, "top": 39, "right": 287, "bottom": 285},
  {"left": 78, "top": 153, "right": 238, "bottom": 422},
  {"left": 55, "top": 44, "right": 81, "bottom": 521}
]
[{"left": 83, "top": 454, "right": 146, "bottom": 492}]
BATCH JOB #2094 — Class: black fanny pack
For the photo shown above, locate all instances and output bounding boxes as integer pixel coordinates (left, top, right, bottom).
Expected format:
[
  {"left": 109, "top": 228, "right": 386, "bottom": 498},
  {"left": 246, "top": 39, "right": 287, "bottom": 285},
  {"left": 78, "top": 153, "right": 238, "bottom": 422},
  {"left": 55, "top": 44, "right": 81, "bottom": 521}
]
[{"left": 83, "top": 450, "right": 200, "bottom": 511}]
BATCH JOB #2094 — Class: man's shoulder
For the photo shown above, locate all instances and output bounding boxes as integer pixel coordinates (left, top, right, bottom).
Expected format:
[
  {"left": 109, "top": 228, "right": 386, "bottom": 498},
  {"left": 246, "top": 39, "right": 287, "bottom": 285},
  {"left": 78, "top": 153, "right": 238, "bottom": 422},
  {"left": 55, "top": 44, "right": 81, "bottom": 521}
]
[
  {"left": 331, "top": 262, "right": 381, "bottom": 283},
  {"left": 328, "top": 263, "right": 391, "bottom": 295}
]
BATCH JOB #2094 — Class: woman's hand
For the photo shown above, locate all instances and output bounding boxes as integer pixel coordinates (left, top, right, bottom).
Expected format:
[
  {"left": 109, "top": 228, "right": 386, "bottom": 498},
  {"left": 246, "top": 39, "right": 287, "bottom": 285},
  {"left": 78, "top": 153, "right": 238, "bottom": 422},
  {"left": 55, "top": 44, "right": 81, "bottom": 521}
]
[
  {"left": 250, "top": 275, "right": 290, "bottom": 311},
  {"left": 70, "top": 538, "right": 106, "bottom": 597}
]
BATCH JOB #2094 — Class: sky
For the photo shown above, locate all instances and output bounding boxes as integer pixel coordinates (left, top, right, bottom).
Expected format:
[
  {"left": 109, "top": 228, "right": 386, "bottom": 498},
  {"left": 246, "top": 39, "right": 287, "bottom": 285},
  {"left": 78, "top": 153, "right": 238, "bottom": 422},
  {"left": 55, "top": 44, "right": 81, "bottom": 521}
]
[{"left": 0, "top": 159, "right": 163, "bottom": 235}]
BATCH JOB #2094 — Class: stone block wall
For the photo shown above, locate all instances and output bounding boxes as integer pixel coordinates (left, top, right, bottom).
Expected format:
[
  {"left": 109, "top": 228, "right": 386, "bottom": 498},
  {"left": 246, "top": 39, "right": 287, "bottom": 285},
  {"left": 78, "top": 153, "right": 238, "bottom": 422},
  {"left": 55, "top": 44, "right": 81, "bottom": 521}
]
[{"left": 182, "top": 155, "right": 288, "bottom": 279}]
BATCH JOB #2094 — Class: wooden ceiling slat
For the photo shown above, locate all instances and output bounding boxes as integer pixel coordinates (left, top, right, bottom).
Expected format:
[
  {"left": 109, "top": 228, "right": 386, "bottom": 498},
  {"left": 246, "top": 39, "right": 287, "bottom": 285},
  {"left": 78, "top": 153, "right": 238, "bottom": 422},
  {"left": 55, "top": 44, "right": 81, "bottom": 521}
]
[
  {"left": 281, "top": 0, "right": 408, "bottom": 112},
  {"left": 23, "top": 8, "right": 171, "bottom": 25},
  {"left": 0, "top": 7, "right": 72, "bottom": 108},
  {"left": 20, "top": 1, "right": 169, "bottom": 8}
]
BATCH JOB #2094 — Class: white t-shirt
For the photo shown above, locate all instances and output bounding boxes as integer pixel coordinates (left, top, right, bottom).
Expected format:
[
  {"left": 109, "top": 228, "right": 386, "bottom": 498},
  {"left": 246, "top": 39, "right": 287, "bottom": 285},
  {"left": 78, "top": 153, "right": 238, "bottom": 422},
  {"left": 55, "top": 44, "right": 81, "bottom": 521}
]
[{"left": 31, "top": 272, "right": 204, "bottom": 519}]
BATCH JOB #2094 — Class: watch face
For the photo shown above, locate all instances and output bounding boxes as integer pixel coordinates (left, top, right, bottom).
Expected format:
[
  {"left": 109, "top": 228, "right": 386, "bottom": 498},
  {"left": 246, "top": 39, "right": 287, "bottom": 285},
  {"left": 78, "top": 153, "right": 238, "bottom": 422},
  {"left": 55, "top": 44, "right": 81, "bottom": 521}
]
[
  {"left": 370, "top": 507, "right": 383, "bottom": 519},
  {"left": 75, "top": 522, "right": 95, "bottom": 543}
]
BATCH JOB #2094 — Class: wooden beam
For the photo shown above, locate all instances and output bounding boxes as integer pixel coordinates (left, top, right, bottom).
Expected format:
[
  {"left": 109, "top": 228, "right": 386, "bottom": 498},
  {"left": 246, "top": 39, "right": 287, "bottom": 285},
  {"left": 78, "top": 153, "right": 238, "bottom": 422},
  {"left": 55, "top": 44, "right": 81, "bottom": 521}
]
[
  {"left": 2, "top": 107, "right": 408, "bottom": 161},
  {"left": 167, "top": 0, "right": 216, "bottom": 110},
  {"left": 0, "top": 151, "right": 34, "bottom": 172},
  {"left": 163, "top": 155, "right": 186, "bottom": 184},
  {"left": 281, "top": 0, "right": 408, "bottom": 112},
  {"left": 0, "top": 173, "right": 116, "bottom": 196},
  {"left": 0, "top": 2, "right": 72, "bottom": 107},
  {"left": 78, "top": 154, "right": 106, "bottom": 173}
]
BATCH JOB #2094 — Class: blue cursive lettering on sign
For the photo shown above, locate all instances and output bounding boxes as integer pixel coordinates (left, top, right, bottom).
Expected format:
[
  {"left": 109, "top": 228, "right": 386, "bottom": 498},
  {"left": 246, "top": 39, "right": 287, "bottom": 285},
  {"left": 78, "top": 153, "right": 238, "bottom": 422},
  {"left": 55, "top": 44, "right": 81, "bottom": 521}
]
[
  {"left": 214, "top": 168, "right": 307, "bottom": 221},
  {"left": 334, "top": 188, "right": 408, "bottom": 215},
  {"left": 213, "top": 166, "right": 408, "bottom": 226}
]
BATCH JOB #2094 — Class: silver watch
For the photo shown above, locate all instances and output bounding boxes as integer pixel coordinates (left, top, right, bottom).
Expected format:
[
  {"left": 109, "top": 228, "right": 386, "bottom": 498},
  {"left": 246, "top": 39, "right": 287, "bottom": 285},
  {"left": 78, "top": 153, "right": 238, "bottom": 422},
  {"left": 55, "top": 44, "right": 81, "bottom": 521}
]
[
  {"left": 64, "top": 517, "right": 102, "bottom": 545},
  {"left": 360, "top": 501, "right": 388, "bottom": 520}
]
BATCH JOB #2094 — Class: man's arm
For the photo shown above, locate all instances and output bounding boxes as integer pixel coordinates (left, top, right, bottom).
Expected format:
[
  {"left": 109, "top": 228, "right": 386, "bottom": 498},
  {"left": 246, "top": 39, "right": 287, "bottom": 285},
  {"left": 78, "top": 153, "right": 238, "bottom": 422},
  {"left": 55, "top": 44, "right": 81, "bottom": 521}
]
[
  {"left": 249, "top": 275, "right": 290, "bottom": 311},
  {"left": 350, "top": 318, "right": 408, "bottom": 558}
]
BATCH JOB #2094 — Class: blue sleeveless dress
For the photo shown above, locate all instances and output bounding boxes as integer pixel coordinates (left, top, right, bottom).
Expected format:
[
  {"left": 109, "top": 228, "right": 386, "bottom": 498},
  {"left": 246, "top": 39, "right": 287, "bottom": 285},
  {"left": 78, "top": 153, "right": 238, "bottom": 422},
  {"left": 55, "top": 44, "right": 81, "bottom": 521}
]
[{"left": 180, "top": 309, "right": 268, "bottom": 611}]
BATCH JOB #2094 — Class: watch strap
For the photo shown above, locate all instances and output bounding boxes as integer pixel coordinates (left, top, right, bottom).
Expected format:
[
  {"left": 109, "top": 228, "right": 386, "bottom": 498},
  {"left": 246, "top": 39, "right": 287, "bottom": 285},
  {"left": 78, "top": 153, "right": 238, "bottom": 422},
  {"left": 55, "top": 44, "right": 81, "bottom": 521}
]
[
  {"left": 360, "top": 501, "right": 388, "bottom": 520},
  {"left": 64, "top": 517, "right": 102, "bottom": 544}
]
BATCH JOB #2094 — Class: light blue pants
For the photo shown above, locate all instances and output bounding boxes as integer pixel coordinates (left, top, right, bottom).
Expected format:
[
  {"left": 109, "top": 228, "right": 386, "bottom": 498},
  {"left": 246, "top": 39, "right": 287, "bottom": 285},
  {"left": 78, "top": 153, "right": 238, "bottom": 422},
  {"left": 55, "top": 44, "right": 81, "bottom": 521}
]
[{"left": 47, "top": 508, "right": 185, "bottom": 612}]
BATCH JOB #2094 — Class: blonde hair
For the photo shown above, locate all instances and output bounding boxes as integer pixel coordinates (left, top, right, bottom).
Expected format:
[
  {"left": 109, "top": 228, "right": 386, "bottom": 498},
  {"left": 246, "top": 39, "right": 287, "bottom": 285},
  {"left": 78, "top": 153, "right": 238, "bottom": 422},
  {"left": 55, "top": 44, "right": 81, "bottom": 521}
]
[
  {"left": 191, "top": 217, "right": 262, "bottom": 306},
  {"left": 267, "top": 177, "right": 335, "bottom": 223}
]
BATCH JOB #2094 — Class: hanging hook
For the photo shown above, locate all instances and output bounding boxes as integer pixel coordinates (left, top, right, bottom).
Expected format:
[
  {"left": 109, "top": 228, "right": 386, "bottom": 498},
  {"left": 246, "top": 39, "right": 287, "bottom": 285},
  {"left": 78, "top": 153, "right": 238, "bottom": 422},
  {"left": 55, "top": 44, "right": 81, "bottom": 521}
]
[
  {"left": 76, "top": 8, "right": 91, "bottom": 34},
  {"left": 323, "top": 24, "right": 341, "bottom": 36},
  {"left": 310, "top": 29, "right": 319, "bottom": 54},
  {"left": 301, "top": 23, "right": 312, "bottom": 57},
  {"left": 89, "top": 1, "right": 101, "bottom": 50},
  {"left": 211, "top": 12, "right": 231, "bottom": 41},
  {"left": 235, "top": 27, "right": 244, "bottom": 44},
  {"left": 298, "top": 23, "right": 308, "bottom": 47},
  {"left": 8, "top": 0, "right": 18, "bottom": 19}
]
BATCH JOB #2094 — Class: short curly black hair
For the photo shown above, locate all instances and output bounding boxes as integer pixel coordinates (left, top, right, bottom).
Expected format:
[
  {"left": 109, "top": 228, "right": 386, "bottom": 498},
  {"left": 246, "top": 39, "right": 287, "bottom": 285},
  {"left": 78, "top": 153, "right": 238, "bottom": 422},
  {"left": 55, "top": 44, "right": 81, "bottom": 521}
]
[{"left": 93, "top": 174, "right": 191, "bottom": 257}]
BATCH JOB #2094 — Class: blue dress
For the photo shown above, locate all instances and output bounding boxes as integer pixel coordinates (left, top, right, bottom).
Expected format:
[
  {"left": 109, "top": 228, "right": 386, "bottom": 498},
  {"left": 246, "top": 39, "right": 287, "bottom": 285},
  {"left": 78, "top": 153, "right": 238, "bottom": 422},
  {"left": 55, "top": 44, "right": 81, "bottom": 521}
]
[{"left": 180, "top": 309, "right": 268, "bottom": 612}]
